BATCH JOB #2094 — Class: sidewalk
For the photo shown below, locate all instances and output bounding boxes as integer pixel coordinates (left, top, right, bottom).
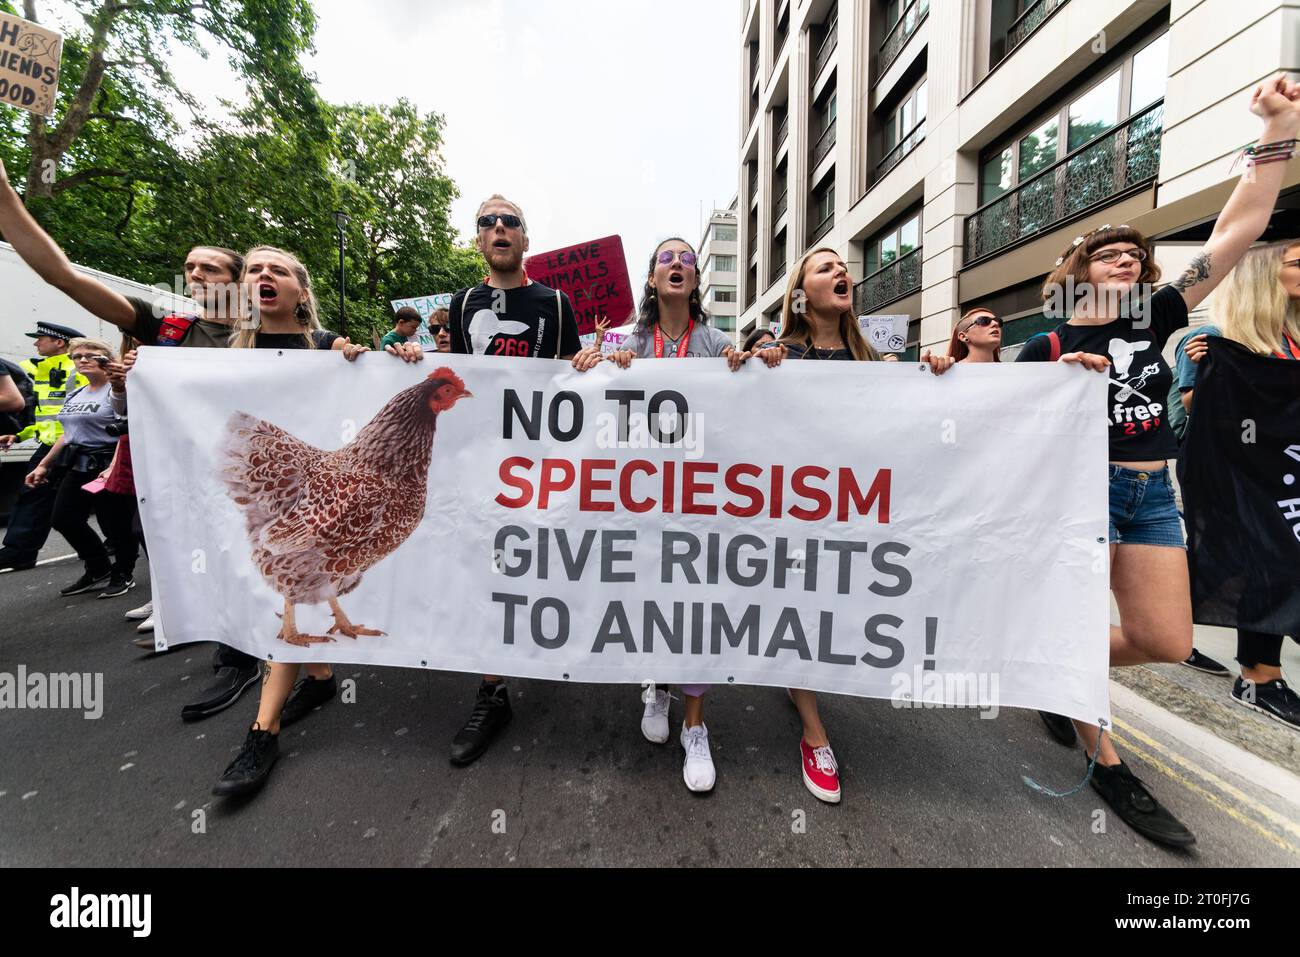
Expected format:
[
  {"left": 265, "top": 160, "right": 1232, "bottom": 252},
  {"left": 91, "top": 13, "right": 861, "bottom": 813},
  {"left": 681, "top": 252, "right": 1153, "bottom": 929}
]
[{"left": 1111, "top": 620, "right": 1300, "bottom": 775}]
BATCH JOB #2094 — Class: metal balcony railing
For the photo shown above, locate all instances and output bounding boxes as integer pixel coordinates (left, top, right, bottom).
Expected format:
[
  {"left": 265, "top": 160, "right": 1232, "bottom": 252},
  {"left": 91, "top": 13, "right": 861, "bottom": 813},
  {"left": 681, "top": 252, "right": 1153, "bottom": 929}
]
[
  {"left": 1006, "top": 0, "right": 1066, "bottom": 60},
  {"left": 964, "top": 100, "right": 1164, "bottom": 264},
  {"left": 812, "top": 17, "right": 838, "bottom": 80},
  {"left": 774, "top": 190, "right": 788, "bottom": 219},
  {"left": 811, "top": 122, "right": 836, "bottom": 167},
  {"left": 771, "top": 257, "right": 788, "bottom": 285},
  {"left": 877, "top": 122, "right": 925, "bottom": 179},
  {"left": 854, "top": 247, "right": 922, "bottom": 314},
  {"left": 878, "top": 0, "right": 929, "bottom": 79},
  {"left": 775, "top": 114, "right": 789, "bottom": 152}
]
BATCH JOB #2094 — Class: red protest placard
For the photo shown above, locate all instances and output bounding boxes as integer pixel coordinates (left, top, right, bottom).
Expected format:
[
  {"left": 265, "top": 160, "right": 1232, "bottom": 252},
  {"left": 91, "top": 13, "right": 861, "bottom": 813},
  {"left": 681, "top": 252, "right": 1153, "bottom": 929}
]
[{"left": 525, "top": 235, "right": 634, "bottom": 336}]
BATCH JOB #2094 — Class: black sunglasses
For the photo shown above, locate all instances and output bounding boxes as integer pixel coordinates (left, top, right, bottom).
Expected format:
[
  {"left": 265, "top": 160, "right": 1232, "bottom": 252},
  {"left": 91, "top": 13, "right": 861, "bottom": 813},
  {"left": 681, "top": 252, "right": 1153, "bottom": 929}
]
[
  {"left": 477, "top": 213, "right": 523, "bottom": 230},
  {"left": 964, "top": 315, "right": 1002, "bottom": 330},
  {"left": 428, "top": 324, "right": 446, "bottom": 335}
]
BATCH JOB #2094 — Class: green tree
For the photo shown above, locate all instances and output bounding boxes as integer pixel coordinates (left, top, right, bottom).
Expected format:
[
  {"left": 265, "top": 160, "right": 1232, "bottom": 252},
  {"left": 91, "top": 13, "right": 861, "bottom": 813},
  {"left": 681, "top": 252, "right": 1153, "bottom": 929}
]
[{"left": 17, "top": 0, "right": 319, "bottom": 199}]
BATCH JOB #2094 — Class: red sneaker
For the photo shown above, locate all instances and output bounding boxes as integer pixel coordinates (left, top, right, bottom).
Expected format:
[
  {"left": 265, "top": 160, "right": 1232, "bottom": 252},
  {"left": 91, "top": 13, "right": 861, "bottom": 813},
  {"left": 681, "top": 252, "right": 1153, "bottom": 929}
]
[{"left": 800, "top": 738, "right": 841, "bottom": 804}]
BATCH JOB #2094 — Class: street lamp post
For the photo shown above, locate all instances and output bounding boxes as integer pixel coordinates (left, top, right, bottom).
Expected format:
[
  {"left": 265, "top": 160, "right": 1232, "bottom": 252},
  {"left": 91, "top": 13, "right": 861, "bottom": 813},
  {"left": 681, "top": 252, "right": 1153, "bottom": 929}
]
[{"left": 332, "top": 210, "right": 349, "bottom": 337}]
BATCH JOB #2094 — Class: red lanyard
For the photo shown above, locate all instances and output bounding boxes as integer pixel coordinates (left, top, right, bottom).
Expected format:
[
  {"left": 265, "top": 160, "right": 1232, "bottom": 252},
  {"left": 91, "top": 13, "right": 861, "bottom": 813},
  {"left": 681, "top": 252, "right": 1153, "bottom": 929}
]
[
  {"left": 1277, "top": 333, "right": 1300, "bottom": 360},
  {"left": 654, "top": 321, "right": 693, "bottom": 358}
]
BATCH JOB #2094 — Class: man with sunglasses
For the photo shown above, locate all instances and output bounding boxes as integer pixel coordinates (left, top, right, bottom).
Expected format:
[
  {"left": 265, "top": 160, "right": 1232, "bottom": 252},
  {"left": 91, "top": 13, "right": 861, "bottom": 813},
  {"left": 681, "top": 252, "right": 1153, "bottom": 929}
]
[{"left": 446, "top": 193, "right": 582, "bottom": 767}]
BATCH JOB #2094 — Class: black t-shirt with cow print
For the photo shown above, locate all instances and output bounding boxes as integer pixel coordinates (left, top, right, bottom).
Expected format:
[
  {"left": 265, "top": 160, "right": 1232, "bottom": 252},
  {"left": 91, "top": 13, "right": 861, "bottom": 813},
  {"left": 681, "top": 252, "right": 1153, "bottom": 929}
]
[
  {"left": 449, "top": 280, "right": 581, "bottom": 359},
  {"left": 1017, "top": 284, "right": 1188, "bottom": 461}
]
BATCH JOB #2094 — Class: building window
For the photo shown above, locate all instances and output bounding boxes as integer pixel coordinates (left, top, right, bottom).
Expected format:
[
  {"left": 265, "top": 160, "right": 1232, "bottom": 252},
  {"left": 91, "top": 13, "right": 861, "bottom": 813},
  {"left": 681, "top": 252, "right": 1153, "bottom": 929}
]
[
  {"left": 977, "top": 30, "right": 1168, "bottom": 205},
  {"left": 815, "top": 181, "right": 835, "bottom": 226},
  {"left": 710, "top": 255, "right": 737, "bottom": 272},
  {"left": 711, "top": 225, "right": 737, "bottom": 243},
  {"left": 879, "top": 77, "right": 927, "bottom": 174},
  {"left": 713, "top": 288, "right": 737, "bottom": 303},
  {"left": 865, "top": 210, "right": 921, "bottom": 274}
]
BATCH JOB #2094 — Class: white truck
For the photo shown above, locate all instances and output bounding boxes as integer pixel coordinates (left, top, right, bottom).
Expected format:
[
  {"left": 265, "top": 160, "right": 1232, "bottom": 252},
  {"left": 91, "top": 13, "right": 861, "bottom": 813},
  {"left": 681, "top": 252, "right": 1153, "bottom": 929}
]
[{"left": 1, "top": 240, "right": 195, "bottom": 517}]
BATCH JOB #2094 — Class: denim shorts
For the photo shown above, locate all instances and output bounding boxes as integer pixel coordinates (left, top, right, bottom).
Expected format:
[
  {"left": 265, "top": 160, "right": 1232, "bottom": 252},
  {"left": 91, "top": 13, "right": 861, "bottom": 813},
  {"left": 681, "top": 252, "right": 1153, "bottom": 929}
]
[{"left": 1108, "top": 464, "right": 1185, "bottom": 549}]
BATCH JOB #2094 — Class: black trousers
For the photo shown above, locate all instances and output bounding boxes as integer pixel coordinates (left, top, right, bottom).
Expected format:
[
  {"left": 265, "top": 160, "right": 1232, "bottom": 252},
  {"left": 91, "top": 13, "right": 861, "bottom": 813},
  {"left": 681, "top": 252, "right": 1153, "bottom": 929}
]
[
  {"left": 1237, "top": 630, "right": 1286, "bottom": 669},
  {"left": 50, "top": 467, "right": 138, "bottom": 578},
  {"left": 0, "top": 445, "right": 58, "bottom": 563}
]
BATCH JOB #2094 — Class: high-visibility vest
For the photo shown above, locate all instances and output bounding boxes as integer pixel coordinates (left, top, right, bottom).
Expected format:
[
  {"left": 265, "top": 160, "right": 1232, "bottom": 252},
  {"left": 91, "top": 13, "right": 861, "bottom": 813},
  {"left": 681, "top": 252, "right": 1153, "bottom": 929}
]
[{"left": 15, "top": 353, "right": 87, "bottom": 447}]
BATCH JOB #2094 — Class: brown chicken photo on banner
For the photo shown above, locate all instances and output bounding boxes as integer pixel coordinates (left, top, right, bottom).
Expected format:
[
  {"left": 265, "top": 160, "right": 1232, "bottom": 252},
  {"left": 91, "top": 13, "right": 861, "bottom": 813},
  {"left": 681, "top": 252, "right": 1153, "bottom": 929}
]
[{"left": 219, "top": 368, "right": 472, "bottom": 646}]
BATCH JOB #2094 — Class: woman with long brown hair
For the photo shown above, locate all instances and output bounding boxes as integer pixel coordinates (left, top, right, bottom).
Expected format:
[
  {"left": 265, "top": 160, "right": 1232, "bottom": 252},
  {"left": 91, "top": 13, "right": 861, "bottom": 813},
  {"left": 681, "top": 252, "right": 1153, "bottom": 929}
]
[
  {"left": 758, "top": 246, "right": 951, "bottom": 803},
  {"left": 1015, "top": 75, "right": 1300, "bottom": 847}
]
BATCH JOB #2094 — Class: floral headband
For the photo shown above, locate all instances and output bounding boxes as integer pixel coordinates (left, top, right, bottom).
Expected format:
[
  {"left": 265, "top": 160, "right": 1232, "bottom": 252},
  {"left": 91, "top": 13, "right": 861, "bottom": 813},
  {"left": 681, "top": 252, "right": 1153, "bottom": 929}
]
[{"left": 1054, "top": 223, "right": 1133, "bottom": 267}]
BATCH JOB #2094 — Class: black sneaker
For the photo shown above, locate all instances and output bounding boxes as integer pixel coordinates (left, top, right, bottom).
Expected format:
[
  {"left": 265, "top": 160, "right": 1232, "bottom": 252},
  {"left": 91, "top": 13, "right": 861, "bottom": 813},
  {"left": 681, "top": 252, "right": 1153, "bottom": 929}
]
[
  {"left": 0, "top": 555, "right": 36, "bottom": 572},
  {"left": 1181, "top": 648, "right": 1231, "bottom": 676},
  {"left": 59, "top": 569, "right": 111, "bottom": 596},
  {"left": 212, "top": 725, "right": 280, "bottom": 798},
  {"left": 280, "top": 674, "right": 338, "bottom": 728},
  {"left": 1232, "top": 677, "right": 1300, "bottom": 730},
  {"left": 97, "top": 576, "right": 136, "bottom": 599},
  {"left": 181, "top": 663, "right": 261, "bottom": 722},
  {"left": 1090, "top": 758, "right": 1196, "bottom": 848},
  {"left": 450, "top": 681, "right": 512, "bottom": 766},
  {"left": 1038, "top": 710, "right": 1078, "bottom": 747}
]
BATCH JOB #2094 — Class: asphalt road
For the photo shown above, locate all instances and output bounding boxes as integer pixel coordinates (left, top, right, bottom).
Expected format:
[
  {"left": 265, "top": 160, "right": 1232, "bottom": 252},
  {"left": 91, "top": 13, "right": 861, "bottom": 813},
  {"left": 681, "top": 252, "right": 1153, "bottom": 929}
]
[{"left": 2, "top": 536, "right": 1298, "bottom": 867}]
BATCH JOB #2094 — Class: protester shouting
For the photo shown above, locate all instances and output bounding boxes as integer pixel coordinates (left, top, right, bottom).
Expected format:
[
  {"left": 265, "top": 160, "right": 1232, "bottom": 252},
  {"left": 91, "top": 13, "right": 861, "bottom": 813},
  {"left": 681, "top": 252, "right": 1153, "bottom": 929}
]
[
  {"left": 212, "top": 244, "right": 426, "bottom": 798},
  {"left": 1176, "top": 240, "right": 1300, "bottom": 731},
  {"left": 756, "top": 247, "right": 952, "bottom": 804},
  {"left": 443, "top": 194, "right": 583, "bottom": 768},
  {"left": 1014, "top": 75, "right": 1300, "bottom": 848},
  {"left": 592, "top": 236, "right": 749, "bottom": 793},
  {"left": 0, "top": 156, "right": 281, "bottom": 721}
]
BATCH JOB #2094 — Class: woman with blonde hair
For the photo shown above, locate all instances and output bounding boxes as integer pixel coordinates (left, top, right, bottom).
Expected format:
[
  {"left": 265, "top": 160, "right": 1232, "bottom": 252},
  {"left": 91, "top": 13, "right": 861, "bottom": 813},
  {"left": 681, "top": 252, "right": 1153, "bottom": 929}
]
[
  {"left": 213, "top": 245, "right": 423, "bottom": 799},
  {"left": 757, "top": 247, "right": 951, "bottom": 804},
  {"left": 24, "top": 337, "right": 139, "bottom": 598},
  {"left": 1176, "top": 239, "right": 1300, "bottom": 730}
]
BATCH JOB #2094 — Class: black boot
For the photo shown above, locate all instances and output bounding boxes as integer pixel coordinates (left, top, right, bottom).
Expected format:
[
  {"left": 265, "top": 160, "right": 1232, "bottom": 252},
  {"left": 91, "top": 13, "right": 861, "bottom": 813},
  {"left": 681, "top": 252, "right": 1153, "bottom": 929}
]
[{"left": 450, "top": 680, "right": 512, "bottom": 766}]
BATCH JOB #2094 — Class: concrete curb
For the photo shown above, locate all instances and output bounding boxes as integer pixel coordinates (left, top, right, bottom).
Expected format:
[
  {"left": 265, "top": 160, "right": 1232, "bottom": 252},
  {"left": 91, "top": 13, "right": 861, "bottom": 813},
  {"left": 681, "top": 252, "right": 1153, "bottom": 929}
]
[{"left": 1110, "top": 662, "right": 1300, "bottom": 776}]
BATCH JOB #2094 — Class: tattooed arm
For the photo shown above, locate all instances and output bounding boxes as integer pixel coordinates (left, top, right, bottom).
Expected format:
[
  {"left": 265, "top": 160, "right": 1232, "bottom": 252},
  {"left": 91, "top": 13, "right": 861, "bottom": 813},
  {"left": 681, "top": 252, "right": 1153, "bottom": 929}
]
[{"left": 1174, "top": 74, "right": 1300, "bottom": 313}]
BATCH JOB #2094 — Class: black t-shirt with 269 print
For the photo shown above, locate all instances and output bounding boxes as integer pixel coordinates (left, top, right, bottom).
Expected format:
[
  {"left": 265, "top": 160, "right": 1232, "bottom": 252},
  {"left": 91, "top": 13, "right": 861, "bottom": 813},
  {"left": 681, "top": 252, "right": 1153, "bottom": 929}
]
[{"left": 1016, "top": 284, "right": 1188, "bottom": 461}]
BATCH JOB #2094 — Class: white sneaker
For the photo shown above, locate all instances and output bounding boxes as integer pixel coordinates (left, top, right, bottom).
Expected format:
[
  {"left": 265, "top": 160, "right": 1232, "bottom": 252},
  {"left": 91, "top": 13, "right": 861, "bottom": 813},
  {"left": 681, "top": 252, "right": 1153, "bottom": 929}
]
[
  {"left": 640, "top": 688, "right": 670, "bottom": 743},
  {"left": 125, "top": 600, "right": 153, "bottom": 621},
  {"left": 680, "top": 722, "right": 716, "bottom": 793},
  {"left": 137, "top": 616, "right": 154, "bottom": 633}
]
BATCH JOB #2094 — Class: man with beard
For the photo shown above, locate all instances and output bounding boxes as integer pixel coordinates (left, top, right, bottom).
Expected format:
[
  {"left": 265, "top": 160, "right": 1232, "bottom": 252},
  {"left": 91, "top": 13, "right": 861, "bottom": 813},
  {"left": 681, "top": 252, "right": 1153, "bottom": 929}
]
[
  {"left": 445, "top": 194, "right": 586, "bottom": 766},
  {"left": 0, "top": 157, "right": 261, "bottom": 721}
]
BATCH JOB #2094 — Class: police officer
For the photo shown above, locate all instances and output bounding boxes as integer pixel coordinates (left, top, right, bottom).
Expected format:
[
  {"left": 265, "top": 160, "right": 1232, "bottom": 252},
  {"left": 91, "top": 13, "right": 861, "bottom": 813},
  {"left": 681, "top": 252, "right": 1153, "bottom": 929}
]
[{"left": 0, "top": 322, "right": 87, "bottom": 571}]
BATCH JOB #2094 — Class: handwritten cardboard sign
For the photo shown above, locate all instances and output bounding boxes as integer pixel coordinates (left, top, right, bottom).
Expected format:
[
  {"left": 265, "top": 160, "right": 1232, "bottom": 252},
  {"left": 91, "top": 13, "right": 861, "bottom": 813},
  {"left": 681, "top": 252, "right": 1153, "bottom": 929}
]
[
  {"left": 392, "top": 293, "right": 453, "bottom": 352},
  {"left": 0, "top": 13, "right": 62, "bottom": 116},
  {"left": 525, "top": 235, "right": 634, "bottom": 336}
]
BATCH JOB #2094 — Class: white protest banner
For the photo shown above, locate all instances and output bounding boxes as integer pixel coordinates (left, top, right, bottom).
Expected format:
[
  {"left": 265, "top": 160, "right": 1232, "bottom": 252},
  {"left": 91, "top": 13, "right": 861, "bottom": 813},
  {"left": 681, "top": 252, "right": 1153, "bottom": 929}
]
[
  {"left": 0, "top": 12, "right": 61, "bottom": 117},
  {"left": 131, "top": 350, "right": 1110, "bottom": 723},
  {"left": 391, "top": 293, "right": 453, "bottom": 351},
  {"left": 860, "top": 314, "right": 909, "bottom": 354}
]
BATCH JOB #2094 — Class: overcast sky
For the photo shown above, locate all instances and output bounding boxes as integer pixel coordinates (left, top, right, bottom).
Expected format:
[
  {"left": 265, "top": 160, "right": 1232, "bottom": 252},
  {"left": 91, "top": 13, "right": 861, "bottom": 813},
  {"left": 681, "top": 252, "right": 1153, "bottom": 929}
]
[{"left": 43, "top": 0, "right": 741, "bottom": 292}]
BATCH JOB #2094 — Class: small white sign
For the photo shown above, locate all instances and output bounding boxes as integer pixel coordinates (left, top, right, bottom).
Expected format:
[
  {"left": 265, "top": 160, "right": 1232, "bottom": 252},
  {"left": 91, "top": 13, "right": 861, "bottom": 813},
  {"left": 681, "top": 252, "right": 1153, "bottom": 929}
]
[{"left": 860, "top": 314, "right": 909, "bottom": 354}]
